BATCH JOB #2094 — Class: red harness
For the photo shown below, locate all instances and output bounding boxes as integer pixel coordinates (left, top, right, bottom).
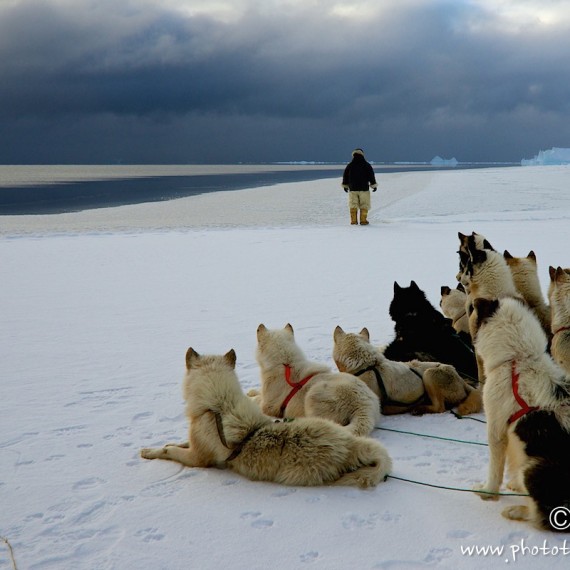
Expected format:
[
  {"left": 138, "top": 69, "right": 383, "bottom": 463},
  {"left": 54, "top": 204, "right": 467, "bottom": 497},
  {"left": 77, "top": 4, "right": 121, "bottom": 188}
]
[
  {"left": 508, "top": 361, "right": 539, "bottom": 424},
  {"left": 279, "top": 364, "right": 316, "bottom": 417},
  {"left": 554, "top": 325, "right": 570, "bottom": 337}
]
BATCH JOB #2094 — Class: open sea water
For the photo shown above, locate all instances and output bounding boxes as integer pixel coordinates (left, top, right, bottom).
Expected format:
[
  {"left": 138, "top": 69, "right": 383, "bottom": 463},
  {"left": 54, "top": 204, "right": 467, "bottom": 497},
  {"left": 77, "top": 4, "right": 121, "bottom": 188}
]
[{"left": 0, "top": 163, "right": 515, "bottom": 215}]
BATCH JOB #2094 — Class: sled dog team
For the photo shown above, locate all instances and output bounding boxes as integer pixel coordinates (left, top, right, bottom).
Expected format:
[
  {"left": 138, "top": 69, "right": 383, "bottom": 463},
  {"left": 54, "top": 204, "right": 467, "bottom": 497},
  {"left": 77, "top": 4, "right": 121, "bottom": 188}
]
[{"left": 142, "top": 231, "right": 570, "bottom": 532}]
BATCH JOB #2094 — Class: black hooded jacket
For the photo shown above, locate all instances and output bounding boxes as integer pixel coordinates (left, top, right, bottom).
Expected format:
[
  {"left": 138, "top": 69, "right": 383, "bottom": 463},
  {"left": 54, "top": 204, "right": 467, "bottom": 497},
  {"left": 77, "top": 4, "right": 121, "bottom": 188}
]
[{"left": 342, "top": 154, "right": 377, "bottom": 191}]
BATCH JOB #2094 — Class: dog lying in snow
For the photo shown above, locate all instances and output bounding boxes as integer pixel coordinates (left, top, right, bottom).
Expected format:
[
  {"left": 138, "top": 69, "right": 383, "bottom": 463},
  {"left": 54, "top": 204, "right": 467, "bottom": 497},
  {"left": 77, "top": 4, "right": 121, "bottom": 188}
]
[
  {"left": 383, "top": 280, "right": 478, "bottom": 383},
  {"left": 333, "top": 325, "right": 481, "bottom": 416},
  {"left": 141, "top": 348, "right": 391, "bottom": 488},
  {"left": 249, "top": 324, "right": 380, "bottom": 436}
]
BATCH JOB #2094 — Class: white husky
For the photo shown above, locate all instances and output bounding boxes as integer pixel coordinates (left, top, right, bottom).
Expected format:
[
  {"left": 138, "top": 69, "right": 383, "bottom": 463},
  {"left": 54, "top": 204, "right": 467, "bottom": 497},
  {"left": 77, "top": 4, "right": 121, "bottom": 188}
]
[
  {"left": 141, "top": 348, "right": 391, "bottom": 488},
  {"left": 251, "top": 324, "right": 380, "bottom": 436}
]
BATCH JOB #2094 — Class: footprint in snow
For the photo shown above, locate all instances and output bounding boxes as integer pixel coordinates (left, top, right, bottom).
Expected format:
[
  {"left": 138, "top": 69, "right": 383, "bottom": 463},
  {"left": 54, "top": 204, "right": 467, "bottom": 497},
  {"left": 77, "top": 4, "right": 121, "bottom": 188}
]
[
  {"left": 500, "top": 530, "right": 529, "bottom": 545},
  {"left": 341, "top": 513, "right": 379, "bottom": 530},
  {"left": 132, "top": 412, "right": 153, "bottom": 422},
  {"left": 424, "top": 547, "right": 453, "bottom": 563},
  {"left": 72, "top": 477, "right": 105, "bottom": 491},
  {"left": 446, "top": 529, "right": 472, "bottom": 539},
  {"left": 300, "top": 551, "right": 319, "bottom": 563},
  {"left": 240, "top": 512, "right": 273, "bottom": 528},
  {"left": 135, "top": 527, "right": 165, "bottom": 543},
  {"left": 240, "top": 511, "right": 262, "bottom": 519}
]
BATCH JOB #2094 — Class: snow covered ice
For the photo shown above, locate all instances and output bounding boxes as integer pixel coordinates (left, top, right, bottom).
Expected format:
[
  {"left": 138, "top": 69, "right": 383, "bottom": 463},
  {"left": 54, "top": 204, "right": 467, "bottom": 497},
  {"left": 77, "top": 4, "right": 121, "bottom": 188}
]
[{"left": 2, "top": 165, "right": 570, "bottom": 569}]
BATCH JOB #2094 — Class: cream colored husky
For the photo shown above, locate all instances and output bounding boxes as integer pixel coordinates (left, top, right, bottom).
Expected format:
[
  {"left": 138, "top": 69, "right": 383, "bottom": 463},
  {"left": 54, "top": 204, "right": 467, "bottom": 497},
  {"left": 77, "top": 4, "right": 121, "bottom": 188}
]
[
  {"left": 440, "top": 285, "right": 470, "bottom": 337},
  {"left": 251, "top": 324, "right": 380, "bottom": 436},
  {"left": 141, "top": 348, "right": 391, "bottom": 488},
  {"left": 504, "top": 250, "right": 551, "bottom": 336},
  {"left": 549, "top": 266, "right": 570, "bottom": 374},
  {"left": 332, "top": 326, "right": 482, "bottom": 416},
  {"left": 469, "top": 296, "right": 570, "bottom": 530}
]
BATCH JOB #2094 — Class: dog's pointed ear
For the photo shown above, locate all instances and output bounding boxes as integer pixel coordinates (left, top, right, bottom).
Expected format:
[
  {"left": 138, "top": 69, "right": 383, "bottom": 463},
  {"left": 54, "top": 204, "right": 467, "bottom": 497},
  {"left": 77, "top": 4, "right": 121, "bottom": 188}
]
[
  {"left": 556, "top": 266, "right": 567, "bottom": 283},
  {"left": 410, "top": 280, "right": 419, "bottom": 291},
  {"left": 186, "top": 347, "right": 200, "bottom": 370},
  {"left": 457, "top": 282, "right": 466, "bottom": 293},
  {"left": 466, "top": 234, "right": 477, "bottom": 254},
  {"left": 285, "top": 323, "right": 294, "bottom": 335},
  {"left": 549, "top": 266, "right": 556, "bottom": 281},
  {"left": 527, "top": 250, "right": 536, "bottom": 261},
  {"left": 482, "top": 238, "right": 494, "bottom": 251},
  {"left": 257, "top": 324, "right": 267, "bottom": 340},
  {"left": 458, "top": 231, "right": 468, "bottom": 243},
  {"left": 359, "top": 327, "right": 370, "bottom": 341},
  {"left": 393, "top": 281, "right": 401, "bottom": 293},
  {"left": 441, "top": 285, "right": 451, "bottom": 296},
  {"left": 333, "top": 325, "right": 345, "bottom": 342},
  {"left": 224, "top": 349, "right": 237, "bottom": 368},
  {"left": 503, "top": 250, "right": 513, "bottom": 259}
]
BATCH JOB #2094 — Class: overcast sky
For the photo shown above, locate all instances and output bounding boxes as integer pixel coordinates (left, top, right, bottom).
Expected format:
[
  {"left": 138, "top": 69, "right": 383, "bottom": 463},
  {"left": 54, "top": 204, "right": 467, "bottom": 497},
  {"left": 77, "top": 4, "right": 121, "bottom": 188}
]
[{"left": 1, "top": 0, "right": 569, "bottom": 164}]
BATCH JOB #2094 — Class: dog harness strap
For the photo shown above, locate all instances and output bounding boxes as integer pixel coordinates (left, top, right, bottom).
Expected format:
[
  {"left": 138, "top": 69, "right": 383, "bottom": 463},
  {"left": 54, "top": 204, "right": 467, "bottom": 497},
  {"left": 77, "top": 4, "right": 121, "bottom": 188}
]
[
  {"left": 553, "top": 325, "right": 570, "bottom": 337},
  {"left": 212, "top": 410, "right": 260, "bottom": 462},
  {"left": 508, "top": 361, "right": 539, "bottom": 424},
  {"left": 354, "top": 365, "right": 426, "bottom": 411},
  {"left": 213, "top": 411, "right": 229, "bottom": 448},
  {"left": 225, "top": 428, "right": 259, "bottom": 462},
  {"left": 279, "top": 364, "right": 316, "bottom": 417},
  {"left": 355, "top": 366, "right": 390, "bottom": 410},
  {"left": 452, "top": 311, "right": 467, "bottom": 327}
]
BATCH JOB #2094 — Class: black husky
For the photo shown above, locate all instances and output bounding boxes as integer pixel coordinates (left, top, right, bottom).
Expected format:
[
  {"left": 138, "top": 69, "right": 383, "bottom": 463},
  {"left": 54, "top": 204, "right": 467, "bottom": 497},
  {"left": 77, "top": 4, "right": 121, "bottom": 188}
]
[{"left": 383, "top": 281, "right": 478, "bottom": 384}]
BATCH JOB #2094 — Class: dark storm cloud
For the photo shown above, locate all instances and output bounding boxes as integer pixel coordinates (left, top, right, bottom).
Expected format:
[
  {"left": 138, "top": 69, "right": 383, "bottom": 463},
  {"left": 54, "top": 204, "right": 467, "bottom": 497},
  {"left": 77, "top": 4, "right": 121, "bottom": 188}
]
[{"left": 1, "top": 0, "right": 570, "bottom": 163}]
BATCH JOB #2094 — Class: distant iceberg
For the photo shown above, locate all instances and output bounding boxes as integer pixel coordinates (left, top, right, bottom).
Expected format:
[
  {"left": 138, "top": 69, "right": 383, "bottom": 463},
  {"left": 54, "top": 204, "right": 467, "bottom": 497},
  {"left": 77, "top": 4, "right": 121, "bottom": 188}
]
[
  {"left": 430, "top": 156, "right": 458, "bottom": 167},
  {"left": 521, "top": 147, "right": 570, "bottom": 166}
]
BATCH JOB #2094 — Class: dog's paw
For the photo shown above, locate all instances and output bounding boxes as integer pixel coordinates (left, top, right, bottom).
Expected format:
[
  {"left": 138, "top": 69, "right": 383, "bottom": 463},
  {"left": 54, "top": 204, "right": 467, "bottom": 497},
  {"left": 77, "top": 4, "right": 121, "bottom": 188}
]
[
  {"left": 506, "top": 478, "right": 525, "bottom": 493},
  {"left": 502, "top": 505, "right": 529, "bottom": 521},
  {"left": 140, "top": 447, "right": 162, "bottom": 460},
  {"left": 472, "top": 482, "right": 500, "bottom": 501}
]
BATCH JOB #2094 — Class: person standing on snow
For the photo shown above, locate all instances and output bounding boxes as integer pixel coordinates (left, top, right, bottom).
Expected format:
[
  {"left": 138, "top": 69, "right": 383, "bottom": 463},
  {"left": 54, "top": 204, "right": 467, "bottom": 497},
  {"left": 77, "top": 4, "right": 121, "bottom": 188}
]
[{"left": 342, "top": 148, "right": 377, "bottom": 225}]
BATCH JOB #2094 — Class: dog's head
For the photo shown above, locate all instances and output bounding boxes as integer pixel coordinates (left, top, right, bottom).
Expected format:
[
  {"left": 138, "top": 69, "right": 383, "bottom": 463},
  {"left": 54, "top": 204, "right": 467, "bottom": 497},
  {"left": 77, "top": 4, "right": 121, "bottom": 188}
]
[
  {"left": 332, "top": 325, "right": 376, "bottom": 373},
  {"left": 389, "top": 280, "right": 432, "bottom": 322},
  {"left": 504, "top": 249, "right": 537, "bottom": 267},
  {"left": 440, "top": 284, "right": 467, "bottom": 319},
  {"left": 185, "top": 347, "right": 236, "bottom": 371},
  {"left": 457, "top": 232, "right": 494, "bottom": 283},
  {"left": 255, "top": 323, "right": 302, "bottom": 368},
  {"left": 183, "top": 348, "right": 237, "bottom": 403},
  {"left": 458, "top": 231, "right": 494, "bottom": 254}
]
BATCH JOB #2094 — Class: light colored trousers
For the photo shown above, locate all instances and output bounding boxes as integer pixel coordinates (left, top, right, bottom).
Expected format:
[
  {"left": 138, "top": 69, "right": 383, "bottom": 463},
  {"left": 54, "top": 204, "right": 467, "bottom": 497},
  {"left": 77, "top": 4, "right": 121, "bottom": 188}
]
[{"left": 348, "top": 190, "right": 371, "bottom": 210}]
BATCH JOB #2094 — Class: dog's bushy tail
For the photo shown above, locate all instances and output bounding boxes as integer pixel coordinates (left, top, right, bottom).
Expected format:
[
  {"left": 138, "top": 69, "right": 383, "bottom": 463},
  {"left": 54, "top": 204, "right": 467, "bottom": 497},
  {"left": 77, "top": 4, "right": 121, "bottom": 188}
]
[
  {"left": 333, "top": 438, "right": 392, "bottom": 489},
  {"left": 456, "top": 384, "right": 483, "bottom": 416},
  {"left": 344, "top": 405, "right": 380, "bottom": 437}
]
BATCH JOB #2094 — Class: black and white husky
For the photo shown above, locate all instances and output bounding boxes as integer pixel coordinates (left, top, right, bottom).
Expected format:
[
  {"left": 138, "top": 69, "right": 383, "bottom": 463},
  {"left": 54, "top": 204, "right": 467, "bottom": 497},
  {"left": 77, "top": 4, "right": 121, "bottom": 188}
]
[{"left": 470, "top": 296, "right": 570, "bottom": 531}]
